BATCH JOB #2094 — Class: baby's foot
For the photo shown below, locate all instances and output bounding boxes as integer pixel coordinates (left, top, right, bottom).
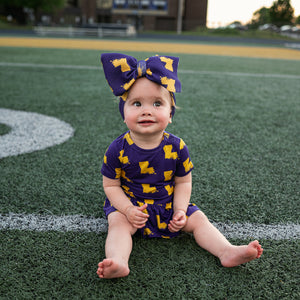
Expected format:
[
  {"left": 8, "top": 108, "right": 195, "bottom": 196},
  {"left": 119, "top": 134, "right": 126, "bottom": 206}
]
[
  {"left": 97, "top": 258, "right": 130, "bottom": 279},
  {"left": 220, "top": 240, "right": 263, "bottom": 267}
]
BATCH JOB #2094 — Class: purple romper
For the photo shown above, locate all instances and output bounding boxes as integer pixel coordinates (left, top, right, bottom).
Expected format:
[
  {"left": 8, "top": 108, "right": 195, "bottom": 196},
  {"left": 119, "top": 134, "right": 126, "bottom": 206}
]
[{"left": 101, "top": 131, "right": 200, "bottom": 238}]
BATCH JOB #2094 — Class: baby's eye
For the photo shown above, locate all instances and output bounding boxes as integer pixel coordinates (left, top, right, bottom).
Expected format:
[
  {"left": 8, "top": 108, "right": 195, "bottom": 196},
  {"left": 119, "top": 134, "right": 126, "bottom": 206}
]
[
  {"left": 133, "top": 101, "right": 141, "bottom": 107},
  {"left": 153, "top": 101, "right": 162, "bottom": 107}
]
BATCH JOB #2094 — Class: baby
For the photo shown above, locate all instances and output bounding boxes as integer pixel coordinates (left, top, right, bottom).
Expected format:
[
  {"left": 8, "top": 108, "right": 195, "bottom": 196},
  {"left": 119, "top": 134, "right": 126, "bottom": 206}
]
[{"left": 97, "top": 53, "right": 263, "bottom": 279}]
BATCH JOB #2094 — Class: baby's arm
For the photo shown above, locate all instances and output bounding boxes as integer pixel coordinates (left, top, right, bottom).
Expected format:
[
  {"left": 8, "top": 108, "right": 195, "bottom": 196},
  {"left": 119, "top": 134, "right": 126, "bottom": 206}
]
[
  {"left": 168, "top": 172, "right": 192, "bottom": 232},
  {"left": 103, "top": 176, "right": 149, "bottom": 228}
]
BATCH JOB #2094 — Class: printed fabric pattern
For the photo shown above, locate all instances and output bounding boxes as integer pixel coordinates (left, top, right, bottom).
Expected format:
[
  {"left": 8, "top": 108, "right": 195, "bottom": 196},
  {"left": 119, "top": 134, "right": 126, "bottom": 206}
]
[{"left": 101, "top": 131, "right": 199, "bottom": 238}]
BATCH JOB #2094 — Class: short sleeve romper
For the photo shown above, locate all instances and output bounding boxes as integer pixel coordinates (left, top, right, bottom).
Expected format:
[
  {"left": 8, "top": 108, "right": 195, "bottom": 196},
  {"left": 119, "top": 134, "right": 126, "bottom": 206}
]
[{"left": 101, "top": 131, "right": 200, "bottom": 238}]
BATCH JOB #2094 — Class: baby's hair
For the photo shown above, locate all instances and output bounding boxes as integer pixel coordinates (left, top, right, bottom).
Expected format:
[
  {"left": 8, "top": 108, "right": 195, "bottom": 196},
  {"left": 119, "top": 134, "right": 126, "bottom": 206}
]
[{"left": 170, "top": 92, "right": 178, "bottom": 111}]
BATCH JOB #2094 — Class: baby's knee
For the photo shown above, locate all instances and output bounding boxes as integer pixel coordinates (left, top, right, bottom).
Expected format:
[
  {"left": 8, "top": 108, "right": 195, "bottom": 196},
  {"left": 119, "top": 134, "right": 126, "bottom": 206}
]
[
  {"left": 183, "top": 210, "right": 207, "bottom": 232},
  {"left": 190, "top": 210, "right": 211, "bottom": 227},
  {"left": 108, "top": 212, "right": 136, "bottom": 234},
  {"left": 191, "top": 210, "right": 208, "bottom": 221},
  {"left": 198, "top": 210, "right": 209, "bottom": 221}
]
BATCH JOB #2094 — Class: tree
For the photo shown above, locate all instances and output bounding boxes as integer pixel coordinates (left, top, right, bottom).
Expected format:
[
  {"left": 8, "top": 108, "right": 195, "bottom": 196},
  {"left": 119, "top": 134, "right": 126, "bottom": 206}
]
[
  {"left": 250, "top": 6, "right": 271, "bottom": 28},
  {"left": 0, "top": 0, "right": 65, "bottom": 24},
  {"left": 269, "top": 0, "right": 294, "bottom": 26}
]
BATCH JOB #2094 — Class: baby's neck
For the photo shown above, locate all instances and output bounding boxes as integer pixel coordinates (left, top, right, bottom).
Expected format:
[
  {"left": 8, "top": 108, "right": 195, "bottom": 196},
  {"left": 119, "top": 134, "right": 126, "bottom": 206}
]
[{"left": 129, "top": 131, "right": 164, "bottom": 149}]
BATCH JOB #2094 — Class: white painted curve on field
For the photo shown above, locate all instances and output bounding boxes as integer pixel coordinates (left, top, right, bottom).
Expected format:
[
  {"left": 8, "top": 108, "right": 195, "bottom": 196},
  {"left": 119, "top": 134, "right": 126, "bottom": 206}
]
[
  {"left": 0, "top": 62, "right": 299, "bottom": 240},
  {"left": 0, "top": 108, "right": 74, "bottom": 158}
]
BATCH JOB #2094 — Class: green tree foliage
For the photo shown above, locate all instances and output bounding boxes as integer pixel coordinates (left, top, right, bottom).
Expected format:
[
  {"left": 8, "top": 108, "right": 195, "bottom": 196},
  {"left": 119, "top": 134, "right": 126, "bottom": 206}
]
[
  {"left": 0, "top": 0, "right": 65, "bottom": 12},
  {"left": 249, "top": 0, "right": 296, "bottom": 28},
  {"left": 250, "top": 7, "right": 271, "bottom": 28},
  {"left": 269, "top": 0, "right": 294, "bottom": 26},
  {"left": 0, "top": 0, "right": 65, "bottom": 24}
]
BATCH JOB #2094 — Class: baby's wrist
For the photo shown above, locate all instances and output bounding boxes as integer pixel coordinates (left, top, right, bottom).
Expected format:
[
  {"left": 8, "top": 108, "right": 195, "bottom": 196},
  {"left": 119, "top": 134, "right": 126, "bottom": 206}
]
[
  {"left": 124, "top": 205, "right": 134, "bottom": 215},
  {"left": 174, "top": 208, "right": 186, "bottom": 215}
]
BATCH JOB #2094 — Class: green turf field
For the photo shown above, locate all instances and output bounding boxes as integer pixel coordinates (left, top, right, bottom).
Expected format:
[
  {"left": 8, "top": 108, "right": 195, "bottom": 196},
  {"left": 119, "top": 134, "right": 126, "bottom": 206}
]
[{"left": 0, "top": 40, "right": 299, "bottom": 299}]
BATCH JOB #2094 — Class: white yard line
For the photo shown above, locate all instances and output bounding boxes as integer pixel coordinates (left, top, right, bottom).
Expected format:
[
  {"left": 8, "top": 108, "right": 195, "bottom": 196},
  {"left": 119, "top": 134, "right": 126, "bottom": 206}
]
[
  {"left": 0, "top": 108, "right": 74, "bottom": 158},
  {"left": 1, "top": 62, "right": 299, "bottom": 241},
  {"left": 0, "top": 213, "right": 299, "bottom": 240},
  {"left": 1, "top": 62, "right": 300, "bottom": 80}
]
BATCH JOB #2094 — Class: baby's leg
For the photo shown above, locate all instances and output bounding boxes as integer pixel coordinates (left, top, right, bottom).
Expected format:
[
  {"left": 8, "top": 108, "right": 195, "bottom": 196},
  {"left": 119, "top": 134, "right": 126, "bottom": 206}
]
[
  {"left": 183, "top": 211, "right": 263, "bottom": 267},
  {"left": 97, "top": 211, "right": 137, "bottom": 279}
]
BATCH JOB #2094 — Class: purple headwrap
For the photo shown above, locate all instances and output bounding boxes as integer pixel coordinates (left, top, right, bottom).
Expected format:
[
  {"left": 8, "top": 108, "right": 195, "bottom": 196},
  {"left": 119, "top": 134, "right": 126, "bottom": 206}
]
[{"left": 101, "top": 53, "right": 181, "bottom": 119}]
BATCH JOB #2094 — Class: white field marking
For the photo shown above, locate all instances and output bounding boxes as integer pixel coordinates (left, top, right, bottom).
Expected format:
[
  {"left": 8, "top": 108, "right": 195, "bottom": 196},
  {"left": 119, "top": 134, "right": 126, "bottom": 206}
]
[
  {"left": 285, "top": 43, "right": 300, "bottom": 49},
  {"left": 1, "top": 62, "right": 299, "bottom": 240},
  {"left": 0, "top": 213, "right": 299, "bottom": 240},
  {"left": 0, "top": 108, "right": 74, "bottom": 158},
  {"left": 1, "top": 61, "right": 300, "bottom": 80}
]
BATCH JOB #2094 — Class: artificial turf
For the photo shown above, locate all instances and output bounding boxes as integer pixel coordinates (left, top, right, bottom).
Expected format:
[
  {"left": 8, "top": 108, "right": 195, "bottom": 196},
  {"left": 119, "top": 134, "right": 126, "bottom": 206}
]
[
  {"left": 1, "top": 231, "right": 299, "bottom": 299},
  {"left": 0, "top": 123, "right": 10, "bottom": 135},
  {"left": 0, "top": 43, "right": 299, "bottom": 299},
  {"left": 0, "top": 47, "right": 299, "bottom": 223}
]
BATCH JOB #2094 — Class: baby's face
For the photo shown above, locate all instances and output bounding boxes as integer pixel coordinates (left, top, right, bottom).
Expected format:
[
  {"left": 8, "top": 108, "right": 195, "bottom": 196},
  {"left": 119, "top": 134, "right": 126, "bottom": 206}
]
[{"left": 123, "top": 78, "right": 172, "bottom": 138}]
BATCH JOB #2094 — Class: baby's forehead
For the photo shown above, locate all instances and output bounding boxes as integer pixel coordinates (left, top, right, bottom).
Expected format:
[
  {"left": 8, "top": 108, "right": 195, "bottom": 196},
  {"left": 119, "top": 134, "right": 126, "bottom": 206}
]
[{"left": 131, "top": 77, "right": 162, "bottom": 89}]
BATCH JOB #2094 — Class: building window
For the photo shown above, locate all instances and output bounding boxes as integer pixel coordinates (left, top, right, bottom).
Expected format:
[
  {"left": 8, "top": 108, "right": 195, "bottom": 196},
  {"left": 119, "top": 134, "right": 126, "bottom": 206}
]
[
  {"left": 67, "top": 0, "right": 78, "bottom": 7},
  {"left": 97, "top": 0, "right": 113, "bottom": 9},
  {"left": 141, "top": 0, "right": 150, "bottom": 9},
  {"left": 153, "top": 0, "right": 167, "bottom": 10},
  {"left": 128, "top": 0, "right": 139, "bottom": 9},
  {"left": 114, "top": 0, "right": 126, "bottom": 8}
]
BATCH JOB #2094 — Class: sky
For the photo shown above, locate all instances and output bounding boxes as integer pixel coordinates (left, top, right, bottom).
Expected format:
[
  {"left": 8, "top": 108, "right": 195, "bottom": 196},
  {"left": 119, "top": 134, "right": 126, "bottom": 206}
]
[{"left": 207, "top": 0, "right": 300, "bottom": 28}]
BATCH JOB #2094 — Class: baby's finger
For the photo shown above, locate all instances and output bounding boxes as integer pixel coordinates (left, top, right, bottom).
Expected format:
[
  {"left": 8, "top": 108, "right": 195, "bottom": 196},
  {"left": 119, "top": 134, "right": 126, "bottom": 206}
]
[
  {"left": 138, "top": 203, "right": 148, "bottom": 212},
  {"left": 168, "top": 225, "right": 177, "bottom": 233},
  {"left": 134, "top": 216, "right": 148, "bottom": 224},
  {"left": 132, "top": 221, "right": 147, "bottom": 228},
  {"left": 168, "top": 221, "right": 178, "bottom": 232},
  {"left": 176, "top": 218, "right": 186, "bottom": 226},
  {"left": 137, "top": 210, "right": 149, "bottom": 218}
]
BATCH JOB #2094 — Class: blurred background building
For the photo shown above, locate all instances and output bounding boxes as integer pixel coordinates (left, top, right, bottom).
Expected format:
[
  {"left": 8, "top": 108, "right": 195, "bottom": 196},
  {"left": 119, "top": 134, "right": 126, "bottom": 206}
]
[{"left": 43, "top": 0, "right": 208, "bottom": 31}]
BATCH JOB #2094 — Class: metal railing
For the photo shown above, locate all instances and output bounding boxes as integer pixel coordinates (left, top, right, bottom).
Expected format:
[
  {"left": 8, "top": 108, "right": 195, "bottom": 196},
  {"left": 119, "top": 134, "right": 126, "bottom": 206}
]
[{"left": 34, "top": 24, "right": 136, "bottom": 38}]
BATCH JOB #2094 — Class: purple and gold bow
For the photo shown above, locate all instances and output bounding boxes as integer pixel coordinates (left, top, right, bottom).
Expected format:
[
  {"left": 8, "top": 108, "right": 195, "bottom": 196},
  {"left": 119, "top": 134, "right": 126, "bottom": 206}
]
[{"left": 101, "top": 53, "right": 181, "bottom": 118}]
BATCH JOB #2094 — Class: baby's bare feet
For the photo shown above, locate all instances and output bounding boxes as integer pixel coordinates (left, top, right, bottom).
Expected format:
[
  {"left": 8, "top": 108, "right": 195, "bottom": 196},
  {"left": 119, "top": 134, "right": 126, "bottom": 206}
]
[
  {"left": 220, "top": 240, "right": 263, "bottom": 267},
  {"left": 97, "top": 258, "right": 130, "bottom": 279}
]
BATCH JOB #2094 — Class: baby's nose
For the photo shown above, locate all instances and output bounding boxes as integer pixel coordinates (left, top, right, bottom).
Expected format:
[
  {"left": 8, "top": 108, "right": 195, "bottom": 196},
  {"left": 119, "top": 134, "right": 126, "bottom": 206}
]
[
  {"left": 142, "top": 106, "right": 152, "bottom": 115},
  {"left": 142, "top": 111, "right": 152, "bottom": 116}
]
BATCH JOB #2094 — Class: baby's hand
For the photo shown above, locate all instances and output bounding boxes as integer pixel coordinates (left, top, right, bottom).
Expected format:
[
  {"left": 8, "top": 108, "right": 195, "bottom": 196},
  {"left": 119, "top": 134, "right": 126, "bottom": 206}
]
[
  {"left": 125, "top": 204, "right": 149, "bottom": 229},
  {"left": 168, "top": 210, "right": 187, "bottom": 233}
]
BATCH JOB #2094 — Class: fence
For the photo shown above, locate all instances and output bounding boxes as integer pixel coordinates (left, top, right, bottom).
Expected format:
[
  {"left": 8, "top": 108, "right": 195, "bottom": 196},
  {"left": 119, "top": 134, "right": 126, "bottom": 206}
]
[{"left": 34, "top": 24, "right": 136, "bottom": 38}]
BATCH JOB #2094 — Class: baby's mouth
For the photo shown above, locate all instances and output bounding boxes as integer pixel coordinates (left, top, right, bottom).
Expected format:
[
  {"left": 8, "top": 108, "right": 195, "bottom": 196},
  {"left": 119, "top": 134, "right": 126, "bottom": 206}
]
[{"left": 138, "top": 120, "right": 155, "bottom": 124}]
